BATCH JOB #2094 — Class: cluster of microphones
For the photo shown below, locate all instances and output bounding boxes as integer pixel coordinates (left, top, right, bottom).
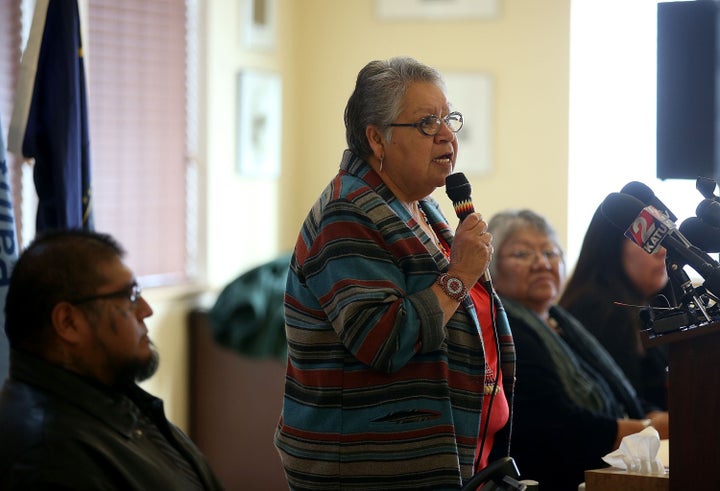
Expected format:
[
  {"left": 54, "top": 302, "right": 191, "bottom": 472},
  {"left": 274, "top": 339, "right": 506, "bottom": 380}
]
[
  {"left": 600, "top": 177, "right": 720, "bottom": 334},
  {"left": 445, "top": 172, "right": 720, "bottom": 335}
]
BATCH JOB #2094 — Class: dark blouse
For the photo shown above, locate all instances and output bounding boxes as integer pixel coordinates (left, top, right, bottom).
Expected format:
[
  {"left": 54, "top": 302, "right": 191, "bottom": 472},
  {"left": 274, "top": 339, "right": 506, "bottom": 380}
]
[
  {"left": 564, "top": 294, "right": 668, "bottom": 410},
  {"left": 501, "top": 297, "right": 645, "bottom": 491}
]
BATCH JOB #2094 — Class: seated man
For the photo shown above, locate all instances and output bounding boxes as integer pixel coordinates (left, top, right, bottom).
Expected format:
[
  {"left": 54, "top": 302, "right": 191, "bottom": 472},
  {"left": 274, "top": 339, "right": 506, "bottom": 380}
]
[{"left": 0, "top": 230, "right": 223, "bottom": 490}]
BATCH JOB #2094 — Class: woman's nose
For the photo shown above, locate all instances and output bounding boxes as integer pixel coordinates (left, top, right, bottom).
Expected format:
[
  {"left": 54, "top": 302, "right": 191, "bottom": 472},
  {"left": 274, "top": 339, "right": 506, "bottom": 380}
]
[
  {"left": 434, "top": 120, "right": 455, "bottom": 142},
  {"left": 530, "top": 252, "right": 553, "bottom": 268}
]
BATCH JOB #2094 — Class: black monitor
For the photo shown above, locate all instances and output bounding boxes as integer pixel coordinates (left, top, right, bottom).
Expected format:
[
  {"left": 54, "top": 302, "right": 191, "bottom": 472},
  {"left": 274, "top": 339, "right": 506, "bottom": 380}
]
[{"left": 657, "top": 0, "right": 720, "bottom": 181}]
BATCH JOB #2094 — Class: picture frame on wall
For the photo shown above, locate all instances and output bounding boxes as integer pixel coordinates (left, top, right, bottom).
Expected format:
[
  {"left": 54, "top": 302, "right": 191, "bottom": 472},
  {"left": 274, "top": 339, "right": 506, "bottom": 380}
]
[
  {"left": 243, "top": 0, "right": 277, "bottom": 50},
  {"left": 236, "top": 70, "right": 282, "bottom": 178},
  {"left": 376, "top": 0, "right": 498, "bottom": 20},
  {"left": 443, "top": 73, "right": 493, "bottom": 176}
]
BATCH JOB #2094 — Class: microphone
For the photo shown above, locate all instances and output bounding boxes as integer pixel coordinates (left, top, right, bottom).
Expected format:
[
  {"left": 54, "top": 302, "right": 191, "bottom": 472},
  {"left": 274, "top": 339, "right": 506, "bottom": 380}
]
[
  {"left": 696, "top": 198, "right": 720, "bottom": 227},
  {"left": 620, "top": 181, "right": 678, "bottom": 222},
  {"left": 445, "top": 172, "right": 492, "bottom": 288},
  {"left": 601, "top": 192, "right": 720, "bottom": 297},
  {"left": 696, "top": 176, "right": 719, "bottom": 201},
  {"left": 678, "top": 199, "right": 720, "bottom": 252},
  {"left": 446, "top": 173, "right": 475, "bottom": 221},
  {"left": 679, "top": 217, "right": 720, "bottom": 253}
]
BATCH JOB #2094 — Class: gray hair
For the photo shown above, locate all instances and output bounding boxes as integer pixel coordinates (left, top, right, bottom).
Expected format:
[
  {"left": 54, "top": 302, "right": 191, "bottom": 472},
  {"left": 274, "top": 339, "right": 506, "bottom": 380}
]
[
  {"left": 344, "top": 56, "right": 446, "bottom": 159},
  {"left": 487, "top": 209, "right": 563, "bottom": 277}
]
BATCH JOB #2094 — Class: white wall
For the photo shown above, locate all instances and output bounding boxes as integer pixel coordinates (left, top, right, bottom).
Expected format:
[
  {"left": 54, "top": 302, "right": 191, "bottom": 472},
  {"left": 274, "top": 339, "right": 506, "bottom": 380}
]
[{"left": 568, "top": 0, "right": 700, "bottom": 274}]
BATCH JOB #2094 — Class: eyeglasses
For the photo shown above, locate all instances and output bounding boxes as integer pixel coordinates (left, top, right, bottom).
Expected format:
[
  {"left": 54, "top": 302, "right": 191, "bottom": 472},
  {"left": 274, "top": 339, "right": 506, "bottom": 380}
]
[
  {"left": 389, "top": 111, "right": 464, "bottom": 136},
  {"left": 504, "top": 249, "right": 563, "bottom": 265},
  {"left": 70, "top": 282, "right": 142, "bottom": 306}
]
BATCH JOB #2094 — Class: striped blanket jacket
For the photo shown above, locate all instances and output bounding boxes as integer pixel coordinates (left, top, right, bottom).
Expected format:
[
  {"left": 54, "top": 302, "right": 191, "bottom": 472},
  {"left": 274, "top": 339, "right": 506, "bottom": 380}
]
[{"left": 274, "top": 150, "right": 515, "bottom": 490}]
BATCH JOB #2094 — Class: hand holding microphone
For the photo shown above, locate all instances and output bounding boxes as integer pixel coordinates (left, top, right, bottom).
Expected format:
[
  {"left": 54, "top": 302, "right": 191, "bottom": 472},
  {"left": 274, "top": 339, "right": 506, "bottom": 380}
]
[
  {"left": 449, "top": 211, "right": 493, "bottom": 282},
  {"left": 445, "top": 173, "right": 493, "bottom": 291}
]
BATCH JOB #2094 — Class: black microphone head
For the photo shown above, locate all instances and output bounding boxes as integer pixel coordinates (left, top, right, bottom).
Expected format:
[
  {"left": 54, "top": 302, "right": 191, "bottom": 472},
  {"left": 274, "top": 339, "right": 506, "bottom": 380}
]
[
  {"left": 620, "top": 181, "right": 678, "bottom": 222},
  {"left": 445, "top": 172, "right": 475, "bottom": 221},
  {"left": 679, "top": 217, "right": 720, "bottom": 253},
  {"left": 445, "top": 172, "right": 472, "bottom": 202},
  {"left": 600, "top": 192, "right": 646, "bottom": 231},
  {"left": 696, "top": 198, "right": 720, "bottom": 227},
  {"left": 620, "top": 181, "right": 654, "bottom": 204},
  {"left": 696, "top": 176, "right": 718, "bottom": 200}
]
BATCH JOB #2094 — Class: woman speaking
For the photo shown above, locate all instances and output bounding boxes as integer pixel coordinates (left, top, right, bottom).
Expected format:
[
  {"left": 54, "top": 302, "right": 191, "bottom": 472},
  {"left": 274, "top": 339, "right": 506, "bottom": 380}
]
[{"left": 274, "top": 56, "right": 515, "bottom": 490}]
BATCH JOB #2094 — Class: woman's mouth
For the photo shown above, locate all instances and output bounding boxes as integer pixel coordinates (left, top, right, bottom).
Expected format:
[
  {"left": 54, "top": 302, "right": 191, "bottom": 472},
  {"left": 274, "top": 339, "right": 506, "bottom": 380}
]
[{"left": 433, "top": 152, "right": 453, "bottom": 164}]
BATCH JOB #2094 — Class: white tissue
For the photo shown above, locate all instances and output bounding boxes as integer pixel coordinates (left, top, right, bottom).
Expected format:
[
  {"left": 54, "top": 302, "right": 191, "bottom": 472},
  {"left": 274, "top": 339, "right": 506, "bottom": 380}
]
[{"left": 602, "top": 426, "right": 665, "bottom": 474}]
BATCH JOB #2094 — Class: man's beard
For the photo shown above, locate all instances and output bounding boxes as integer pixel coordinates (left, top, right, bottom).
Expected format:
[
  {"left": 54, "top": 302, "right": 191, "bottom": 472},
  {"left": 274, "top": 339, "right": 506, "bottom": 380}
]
[
  {"left": 133, "top": 341, "right": 160, "bottom": 383},
  {"left": 115, "top": 340, "right": 160, "bottom": 386}
]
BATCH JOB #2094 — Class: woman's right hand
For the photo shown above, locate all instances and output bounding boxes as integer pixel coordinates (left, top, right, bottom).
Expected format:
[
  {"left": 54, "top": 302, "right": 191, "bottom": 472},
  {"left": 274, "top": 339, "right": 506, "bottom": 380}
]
[
  {"left": 614, "top": 411, "right": 669, "bottom": 449},
  {"left": 647, "top": 411, "right": 669, "bottom": 439},
  {"left": 447, "top": 212, "right": 493, "bottom": 286}
]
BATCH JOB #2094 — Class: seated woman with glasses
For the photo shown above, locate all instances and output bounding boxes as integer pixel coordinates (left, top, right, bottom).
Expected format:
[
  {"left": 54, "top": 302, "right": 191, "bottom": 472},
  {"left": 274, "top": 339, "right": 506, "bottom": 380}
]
[
  {"left": 487, "top": 209, "right": 669, "bottom": 491},
  {"left": 274, "top": 56, "right": 515, "bottom": 490}
]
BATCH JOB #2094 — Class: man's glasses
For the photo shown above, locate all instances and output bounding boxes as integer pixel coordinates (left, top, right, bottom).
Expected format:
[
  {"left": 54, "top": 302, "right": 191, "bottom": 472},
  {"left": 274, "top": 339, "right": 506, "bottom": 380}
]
[
  {"left": 70, "top": 282, "right": 142, "bottom": 306},
  {"left": 504, "top": 249, "right": 563, "bottom": 265},
  {"left": 389, "top": 111, "right": 463, "bottom": 136}
]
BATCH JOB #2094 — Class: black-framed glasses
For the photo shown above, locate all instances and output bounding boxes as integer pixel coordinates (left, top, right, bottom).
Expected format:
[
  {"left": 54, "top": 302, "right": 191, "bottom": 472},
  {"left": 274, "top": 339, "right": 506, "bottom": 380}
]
[
  {"left": 70, "top": 282, "right": 142, "bottom": 306},
  {"left": 389, "top": 111, "right": 463, "bottom": 136}
]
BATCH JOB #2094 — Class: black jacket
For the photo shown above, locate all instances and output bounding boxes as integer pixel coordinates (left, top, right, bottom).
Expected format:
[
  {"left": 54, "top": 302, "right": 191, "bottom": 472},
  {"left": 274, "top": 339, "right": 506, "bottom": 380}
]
[
  {"left": 501, "top": 298, "right": 643, "bottom": 491},
  {"left": 0, "top": 350, "right": 224, "bottom": 490}
]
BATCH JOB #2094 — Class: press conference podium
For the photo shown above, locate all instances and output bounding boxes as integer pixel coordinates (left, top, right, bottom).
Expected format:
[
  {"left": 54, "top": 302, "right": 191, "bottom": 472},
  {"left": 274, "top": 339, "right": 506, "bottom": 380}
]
[{"left": 643, "top": 320, "right": 720, "bottom": 489}]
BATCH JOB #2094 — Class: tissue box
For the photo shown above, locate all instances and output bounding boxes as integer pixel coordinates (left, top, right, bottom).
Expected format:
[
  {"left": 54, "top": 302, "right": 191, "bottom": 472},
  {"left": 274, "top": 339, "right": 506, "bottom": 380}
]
[{"left": 584, "top": 467, "right": 668, "bottom": 491}]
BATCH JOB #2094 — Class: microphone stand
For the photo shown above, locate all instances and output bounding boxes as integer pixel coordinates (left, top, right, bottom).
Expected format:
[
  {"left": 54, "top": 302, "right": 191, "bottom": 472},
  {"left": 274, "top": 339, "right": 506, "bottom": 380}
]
[{"left": 650, "top": 255, "right": 713, "bottom": 334}]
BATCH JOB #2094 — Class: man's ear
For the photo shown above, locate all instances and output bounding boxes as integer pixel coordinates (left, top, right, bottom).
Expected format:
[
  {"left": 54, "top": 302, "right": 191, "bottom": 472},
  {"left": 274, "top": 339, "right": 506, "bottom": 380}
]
[{"left": 50, "top": 302, "right": 86, "bottom": 344}]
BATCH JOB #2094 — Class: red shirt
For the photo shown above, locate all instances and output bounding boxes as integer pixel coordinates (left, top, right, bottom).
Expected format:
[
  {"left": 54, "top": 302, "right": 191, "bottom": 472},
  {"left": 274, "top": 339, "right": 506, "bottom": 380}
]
[
  {"left": 437, "top": 238, "right": 509, "bottom": 470},
  {"left": 469, "top": 283, "right": 510, "bottom": 471}
]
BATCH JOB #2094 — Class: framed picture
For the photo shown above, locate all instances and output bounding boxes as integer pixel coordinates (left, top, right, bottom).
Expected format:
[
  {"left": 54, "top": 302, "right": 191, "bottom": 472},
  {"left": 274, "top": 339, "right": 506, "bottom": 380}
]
[
  {"left": 243, "top": 0, "right": 277, "bottom": 50},
  {"left": 444, "top": 73, "right": 493, "bottom": 176},
  {"left": 376, "top": 0, "right": 498, "bottom": 20},
  {"left": 236, "top": 70, "right": 282, "bottom": 177}
]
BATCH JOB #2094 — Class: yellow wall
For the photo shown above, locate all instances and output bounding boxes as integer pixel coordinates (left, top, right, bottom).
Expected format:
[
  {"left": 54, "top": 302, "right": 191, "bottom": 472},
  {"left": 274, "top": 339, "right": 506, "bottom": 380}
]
[
  {"left": 284, "top": 0, "right": 571, "bottom": 249},
  {"left": 143, "top": 0, "right": 571, "bottom": 431}
]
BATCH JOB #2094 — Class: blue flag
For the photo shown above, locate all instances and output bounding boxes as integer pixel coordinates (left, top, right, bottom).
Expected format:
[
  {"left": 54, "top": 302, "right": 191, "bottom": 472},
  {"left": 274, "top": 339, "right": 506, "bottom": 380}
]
[
  {"left": 0, "top": 114, "right": 19, "bottom": 384},
  {"left": 8, "top": 0, "right": 93, "bottom": 231}
]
